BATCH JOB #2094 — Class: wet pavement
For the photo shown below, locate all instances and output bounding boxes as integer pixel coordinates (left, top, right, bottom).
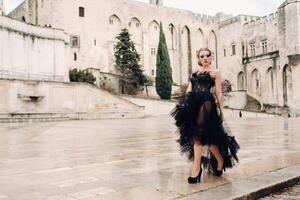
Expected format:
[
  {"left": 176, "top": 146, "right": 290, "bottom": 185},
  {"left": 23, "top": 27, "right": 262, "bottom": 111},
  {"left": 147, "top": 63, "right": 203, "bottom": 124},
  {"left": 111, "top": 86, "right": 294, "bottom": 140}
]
[{"left": 0, "top": 116, "right": 300, "bottom": 199}]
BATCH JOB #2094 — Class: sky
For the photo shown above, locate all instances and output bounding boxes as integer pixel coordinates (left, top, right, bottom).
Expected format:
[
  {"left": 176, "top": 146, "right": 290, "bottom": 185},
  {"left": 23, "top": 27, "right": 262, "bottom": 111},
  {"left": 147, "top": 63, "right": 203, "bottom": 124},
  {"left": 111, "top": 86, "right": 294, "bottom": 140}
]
[{"left": 4, "top": 0, "right": 283, "bottom": 16}]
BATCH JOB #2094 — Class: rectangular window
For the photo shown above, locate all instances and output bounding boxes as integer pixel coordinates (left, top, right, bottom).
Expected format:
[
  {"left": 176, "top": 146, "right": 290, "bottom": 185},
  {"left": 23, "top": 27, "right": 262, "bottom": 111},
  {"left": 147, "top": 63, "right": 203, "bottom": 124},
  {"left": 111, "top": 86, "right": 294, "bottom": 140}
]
[
  {"left": 262, "top": 40, "right": 267, "bottom": 54},
  {"left": 232, "top": 44, "right": 236, "bottom": 55},
  {"left": 250, "top": 43, "right": 255, "bottom": 56},
  {"left": 151, "top": 69, "right": 155, "bottom": 76},
  {"left": 224, "top": 49, "right": 226, "bottom": 57},
  {"left": 73, "top": 53, "right": 77, "bottom": 61},
  {"left": 71, "top": 35, "right": 80, "bottom": 48},
  {"left": 109, "top": 19, "right": 114, "bottom": 25},
  {"left": 94, "top": 39, "right": 97, "bottom": 46},
  {"left": 79, "top": 7, "right": 85, "bottom": 17},
  {"left": 151, "top": 48, "right": 156, "bottom": 56}
]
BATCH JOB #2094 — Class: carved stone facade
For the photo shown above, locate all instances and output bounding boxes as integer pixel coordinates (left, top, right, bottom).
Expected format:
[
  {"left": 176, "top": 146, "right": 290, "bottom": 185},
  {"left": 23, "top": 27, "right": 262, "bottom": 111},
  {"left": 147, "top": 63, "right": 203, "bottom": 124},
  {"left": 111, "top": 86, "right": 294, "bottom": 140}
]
[
  {"left": 7, "top": 0, "right": 222, "bottom": 86},
  {"left": 6, "top": 0, "right": 300, "bottom": 111}
]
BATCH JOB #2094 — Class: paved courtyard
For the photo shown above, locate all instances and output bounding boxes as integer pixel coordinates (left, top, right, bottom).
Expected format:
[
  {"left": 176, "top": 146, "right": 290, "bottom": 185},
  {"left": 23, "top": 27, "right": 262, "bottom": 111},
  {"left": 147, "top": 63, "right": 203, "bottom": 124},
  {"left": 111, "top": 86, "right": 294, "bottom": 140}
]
[{"left": 0, "top": 116, "right": 300, "bottom": 199}]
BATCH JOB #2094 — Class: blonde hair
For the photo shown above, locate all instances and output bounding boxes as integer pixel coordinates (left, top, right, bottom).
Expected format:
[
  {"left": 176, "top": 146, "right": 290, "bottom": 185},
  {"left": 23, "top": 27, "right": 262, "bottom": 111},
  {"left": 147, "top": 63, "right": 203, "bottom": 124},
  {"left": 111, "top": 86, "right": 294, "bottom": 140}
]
[{"left": 197, "top": 48, "right": 212, "bottom": 66}]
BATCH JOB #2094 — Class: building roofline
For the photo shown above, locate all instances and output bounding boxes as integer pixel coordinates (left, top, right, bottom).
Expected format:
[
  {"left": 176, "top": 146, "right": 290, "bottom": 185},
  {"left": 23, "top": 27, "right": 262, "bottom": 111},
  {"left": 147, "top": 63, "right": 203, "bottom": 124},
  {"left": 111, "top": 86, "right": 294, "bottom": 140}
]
[{"left": 7, "top": 0, "right": 25, "bottom": 16}]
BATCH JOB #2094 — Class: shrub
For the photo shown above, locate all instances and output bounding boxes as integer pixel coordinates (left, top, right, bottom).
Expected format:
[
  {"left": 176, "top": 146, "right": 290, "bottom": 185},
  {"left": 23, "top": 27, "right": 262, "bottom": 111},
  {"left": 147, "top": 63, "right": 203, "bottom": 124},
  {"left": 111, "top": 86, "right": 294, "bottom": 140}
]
[{"left": 69, "top": 69, "right": 96, "bottom": 85}]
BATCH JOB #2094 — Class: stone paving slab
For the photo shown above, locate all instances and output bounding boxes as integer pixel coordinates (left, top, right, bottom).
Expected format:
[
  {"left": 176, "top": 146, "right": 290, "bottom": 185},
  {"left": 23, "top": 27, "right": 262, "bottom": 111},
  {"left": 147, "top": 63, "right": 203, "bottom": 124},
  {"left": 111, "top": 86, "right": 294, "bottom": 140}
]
[
  {"left": 0, "top": 117, "right": 300, "bottom": 199},
  {"left": 178, "top": 165, "right": 300, "bottom": 200}
]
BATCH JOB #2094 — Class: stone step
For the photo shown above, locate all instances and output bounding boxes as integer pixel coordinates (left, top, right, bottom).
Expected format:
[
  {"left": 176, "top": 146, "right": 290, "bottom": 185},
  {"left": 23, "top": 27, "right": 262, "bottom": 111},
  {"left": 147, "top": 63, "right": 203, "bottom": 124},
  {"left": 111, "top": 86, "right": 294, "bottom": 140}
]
[
  {"left": 179, "top": 165, "right": 300, "bottom": 200},
  {"left": 244, "top": 95, "right": 261, "bottom": 111},
  {"left": 0, "top": 116, "right": 71, "bottom": 123},
  {"left": 0, "top": 109, "right": 144, "bottom": 123}
]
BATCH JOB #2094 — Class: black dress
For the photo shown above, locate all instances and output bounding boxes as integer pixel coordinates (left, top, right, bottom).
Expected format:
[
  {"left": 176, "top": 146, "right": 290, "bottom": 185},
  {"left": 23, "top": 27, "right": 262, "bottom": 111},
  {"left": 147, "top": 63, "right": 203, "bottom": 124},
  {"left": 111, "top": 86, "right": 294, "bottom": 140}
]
[{"left": 171, "top": 71, "right": 240, "bottom": 172}]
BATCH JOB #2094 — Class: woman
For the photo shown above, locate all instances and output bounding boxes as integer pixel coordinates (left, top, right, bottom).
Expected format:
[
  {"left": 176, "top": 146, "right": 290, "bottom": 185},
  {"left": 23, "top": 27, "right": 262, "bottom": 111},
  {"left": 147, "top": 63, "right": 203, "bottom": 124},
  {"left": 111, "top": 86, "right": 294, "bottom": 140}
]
[{"left": 171, "top": 48, "right": 240, "bottom": 184}]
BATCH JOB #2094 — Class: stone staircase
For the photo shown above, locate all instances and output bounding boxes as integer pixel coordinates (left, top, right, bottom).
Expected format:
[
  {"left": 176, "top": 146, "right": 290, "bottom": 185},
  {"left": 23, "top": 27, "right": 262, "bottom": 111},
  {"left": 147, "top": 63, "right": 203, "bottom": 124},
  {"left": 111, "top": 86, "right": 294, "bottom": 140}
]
[
  {"left": 0, "top": 108, "right": 144, "bottom": 123},
  {"left": 244, "top": 94, "right": 262, "bottom": 112},
  {"left": 0, "top": 113, "right": 70, "bottom": 123},
  {"left": 0, "top": 79, "right": 145, "bottom": 123}
]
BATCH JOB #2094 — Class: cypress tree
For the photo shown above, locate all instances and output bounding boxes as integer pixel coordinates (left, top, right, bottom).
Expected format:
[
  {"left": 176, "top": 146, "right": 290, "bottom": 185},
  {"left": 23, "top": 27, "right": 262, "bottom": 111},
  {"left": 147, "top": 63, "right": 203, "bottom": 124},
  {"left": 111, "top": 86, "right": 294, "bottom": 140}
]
[{"left": 155, "top": 22, "right": 173, "bottom": 100}]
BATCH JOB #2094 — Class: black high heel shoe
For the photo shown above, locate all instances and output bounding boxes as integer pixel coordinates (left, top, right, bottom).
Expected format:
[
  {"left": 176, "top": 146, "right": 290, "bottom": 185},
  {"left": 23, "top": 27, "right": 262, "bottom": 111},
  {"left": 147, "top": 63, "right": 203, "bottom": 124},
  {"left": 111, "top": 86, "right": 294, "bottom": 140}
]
[
  {"left": 213, "top": 162, "right": 224, "bottom": 177},
  {"left": 188, "top": 168, "right": 202, "bottom": 184},
  {"left": 211, "top": 156, "right": 224, "bottom": 177},
  {"left": 213, "top": 167, "right": 223, "bottom": 177}
]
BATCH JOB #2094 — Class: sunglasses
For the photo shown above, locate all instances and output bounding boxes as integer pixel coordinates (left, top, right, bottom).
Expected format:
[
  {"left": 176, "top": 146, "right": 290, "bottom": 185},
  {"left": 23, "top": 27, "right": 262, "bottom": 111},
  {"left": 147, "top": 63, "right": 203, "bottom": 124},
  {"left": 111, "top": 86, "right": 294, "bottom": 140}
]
[{"left": 200, "top": 54, "right": 211, "bottom": 59}]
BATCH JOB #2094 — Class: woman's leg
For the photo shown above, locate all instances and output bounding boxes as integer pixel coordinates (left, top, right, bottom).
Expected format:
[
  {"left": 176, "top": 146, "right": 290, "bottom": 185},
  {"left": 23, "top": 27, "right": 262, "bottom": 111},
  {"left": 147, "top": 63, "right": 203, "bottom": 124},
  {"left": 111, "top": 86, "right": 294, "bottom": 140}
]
[
  {"left": 209, "top": 145, "right": 224, "bottom": 170},
  {"left": 191, "top": 139, "right": 202, "bottom": 177},
  {"left": 191, "top": 101, "right": 210, "bottom": 176}
]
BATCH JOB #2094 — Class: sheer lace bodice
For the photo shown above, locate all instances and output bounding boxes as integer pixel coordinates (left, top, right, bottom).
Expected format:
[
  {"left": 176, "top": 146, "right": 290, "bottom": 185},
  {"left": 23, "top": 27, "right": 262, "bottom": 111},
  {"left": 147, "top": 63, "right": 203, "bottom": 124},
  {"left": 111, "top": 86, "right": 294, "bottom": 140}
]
[{"left": 190, "top": 71, "right": 215, "bottom": 93}]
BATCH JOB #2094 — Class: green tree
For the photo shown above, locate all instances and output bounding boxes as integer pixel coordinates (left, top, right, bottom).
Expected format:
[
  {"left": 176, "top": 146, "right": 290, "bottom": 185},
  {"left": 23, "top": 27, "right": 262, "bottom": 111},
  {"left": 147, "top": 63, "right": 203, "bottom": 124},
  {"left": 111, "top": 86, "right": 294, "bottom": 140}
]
[
  {"left": 114, "top": 28, "right": 145, "bottom": 94},
  {"left": 155, "top": 22, "right": 173, "bottom": 100}
]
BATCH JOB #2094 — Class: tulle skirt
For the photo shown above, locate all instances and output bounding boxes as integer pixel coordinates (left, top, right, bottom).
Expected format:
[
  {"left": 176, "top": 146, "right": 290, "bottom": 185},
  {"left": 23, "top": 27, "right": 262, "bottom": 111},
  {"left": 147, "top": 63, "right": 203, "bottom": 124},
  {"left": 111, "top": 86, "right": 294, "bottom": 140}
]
[{"left": 171, "top": 91, "right": 240, "bottom": 171}]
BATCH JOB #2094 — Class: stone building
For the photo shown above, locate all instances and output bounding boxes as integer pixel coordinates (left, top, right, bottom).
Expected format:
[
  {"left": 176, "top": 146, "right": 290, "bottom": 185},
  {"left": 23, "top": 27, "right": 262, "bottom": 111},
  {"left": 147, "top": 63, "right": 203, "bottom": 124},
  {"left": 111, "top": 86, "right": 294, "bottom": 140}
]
[
  {"left": 217, "top": 0, "right": 300, "bottom": 112},
  {"left": 6, "top": 0, "right": 300, "bottom": 112},
  {"left": 0, "top": 15, "right": 69, "bottom": 82},
  {"left": 7, "top": 0, "right": 224, "bottom": 86},
  {"left": 0, "top": 0, "right": 4, "bottom": 15}
]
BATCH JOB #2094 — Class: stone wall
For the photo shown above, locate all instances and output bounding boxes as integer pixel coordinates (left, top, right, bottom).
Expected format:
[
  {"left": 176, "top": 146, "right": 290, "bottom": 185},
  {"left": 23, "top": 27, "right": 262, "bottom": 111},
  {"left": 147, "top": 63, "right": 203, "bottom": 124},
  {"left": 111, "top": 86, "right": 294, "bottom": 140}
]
[
  {"left": 0, "top": 79, "right": 144, "bottom": 115},
  {"left": 0, "top": 16, "right": 69, "bottom": 82},
  {"left": 224, "top": 90, "right": 247, "bottom": 109},
  {"left": 245, "top": 52, "right": 280, "bottom": 105}
]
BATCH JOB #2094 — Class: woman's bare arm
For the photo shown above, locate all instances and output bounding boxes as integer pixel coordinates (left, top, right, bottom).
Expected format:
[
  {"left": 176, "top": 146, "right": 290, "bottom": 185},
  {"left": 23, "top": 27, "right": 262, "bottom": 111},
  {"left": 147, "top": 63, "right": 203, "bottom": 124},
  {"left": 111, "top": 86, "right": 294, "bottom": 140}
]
[
  {"left": 186, "top": 82, "right": 192, "bottom": 93},
  {"left": 214, "top": 71, "right": 224, "bottom": 115}
]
